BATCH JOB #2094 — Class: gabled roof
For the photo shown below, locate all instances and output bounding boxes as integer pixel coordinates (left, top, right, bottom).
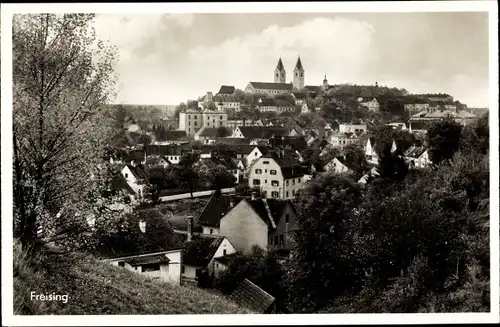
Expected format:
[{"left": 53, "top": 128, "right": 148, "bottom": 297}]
[
  {"left": 217, "top": 85, "right": 236, "bottom": 95},
  {"left": 167, "top": 215, "right": 202, "bottom": 233},
  {"left": 237, "top": 126, "right": 290, "bottom": 140},
  {"left": 293, "top": 92, "right": 307, "bottom": 100},
  {"left": 248, "top": 82, "right": 293, "bottom": 91},
  {"left": 163, "top": 130, "right": 188, "bottom": 141},
  {"left": 146, "top": 144, "right": 185, "bottom": 156},
  {"left": 110, "top": 174, "right": 135, "bottom": 195},
  {"left": 125, "top": 254, "right": 170, "bottom": 267},
  {"left": 214, "top": 138, "right": 251, "bottom": 145},
  {"left": 126, "top": 164, "right": 148, "bottom": 180},
  {"left": 259, "top": 98, "right": 276, "bottom": 106},
  {"left": 229, "top": 279, "right": 276, "bottom": 313},
  {"left": 197, "top": 193, "right": 244, "bottom": 227},
  {"left": 214, "top": 94, "right": 238, "bottom": 103},
  {"left": 197, "top": 127, "right": 220, "bottom": 137},
  {"left": 334, "top": 156, "right": 361, "bottom": 172},
  {"left": 269, "top": 136, "right": 308, "bottom": 151},
  {"left": 259, "top": 152, "right": 304, "bottom": 179},
  {"left": 404, "top": 145, "right": 428, "bottom": 158},
  {"left": 182, "top": 235, "right": 225, "bottom": 268},
  {"left": 125, "top": 149, "right": 145, "bottom": 163},
  {"left": 247, "top": 198, "right": 294, "bottom": 228}
]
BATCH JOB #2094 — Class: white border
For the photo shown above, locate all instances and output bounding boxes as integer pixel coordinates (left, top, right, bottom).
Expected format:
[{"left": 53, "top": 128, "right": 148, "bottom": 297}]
[{"left": 1, "top": 1, "right": 498, "bottom": 326}]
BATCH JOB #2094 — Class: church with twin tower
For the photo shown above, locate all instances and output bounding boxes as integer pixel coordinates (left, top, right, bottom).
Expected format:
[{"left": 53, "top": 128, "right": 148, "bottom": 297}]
[
  {"left": 274, "top": 56, "right": 305, "bottom": 90},
  {"left": 245, "top": 56, "right": 328, "bottom": 94}
]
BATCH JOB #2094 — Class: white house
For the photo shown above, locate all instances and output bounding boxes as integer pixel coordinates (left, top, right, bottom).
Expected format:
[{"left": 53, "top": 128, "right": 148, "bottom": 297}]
[
  {"left": 324, "top": 157, "right": 354, "bottom": 174},
  {"left": 387, "top": 122, "right": 408, "bottom": 130},
  {"left": 105, "top": 250, "right": 183, "bottom": 285},
  {"left": 358, "top": 167, "right": 380, "bottom": 184},
  {"left": 404, "top": 145, "right": 431, "bottom": 168},
  {"left": 121, "top": 164, "right": 147, "bottom": 198},
  {"left": 181, "top": 235, "right": 237, "bottom": 283},
  {"left": 364, "top": 137, "right": 379, "bottom": 165},
  {"left": 338, "top": 123, "right": 367, "bottom": 134},
  {"left": 360, "top": 98, "right": 380, "bottom": 112},
  {"left": 301, "top": 103, "right": 310, "bottom": 114}
]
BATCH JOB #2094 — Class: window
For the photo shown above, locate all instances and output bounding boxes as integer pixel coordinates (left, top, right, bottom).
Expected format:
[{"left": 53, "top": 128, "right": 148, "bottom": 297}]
[
  {"left": 220, "top": 116, "right": 223, "bottom": 119},
  {"left": 280, "top": 235, "right": 284, "bottom": 245},
  {"left": 194, "top": 115, "right": 197, "bottom": 119},
  {"left": 253, "top": 179, "right": 261, "bottom": 186},
  {"left": 286, "top": 191, "right": 289, "bottom": 198},
  {"left": 285, "top": 214, "right": 290, "bottom": 223},
  {"left": 262, "top": 191, "right": 267, "bottom": 197},
  {"left": 271, "top": 180, "right": 279, "bottom": 187},
  {"left": 255, "top": 169, "right": 262, "bottom": 174},
  {"left": 181, "top": 266, "right": 185, "bottom": 274},
  {"left": 194, "top": 121, "right": 197, "bottom": 126},
  {"left": 118, "top": 261, "right": 125, "bottom": 267},
  {"left": 292, "top": 179, "right": 295, "bottom": 185},
  {"left": 124, "top": 173, "right": 128, "bottom": 178},
  {"left": 274, "top": 235, "right": 279, "bottom": 244},
  {"left": 263, "top": 161, "right": 269, "bottom": 164},
  {"left": 298, "top": 178, "right": 301, "bottom": 183},
  {"left": 265, "top": 169, "right": 267, "bottom": 173},
  {"left": 265, "top": 180, "right": 268, "bottom": 184},
  {"left": 142, "top": 263, "right": 160, "bottom": 272},
  {"left": 223, "top": 249, "right": 227, "bottom": 256},
  {"left": 210, "top": 229, "right": 213, "bottom": 235},
  {"left": 188, "top": 115, "right": 191, "bottom": 119},
  {"left": 286, "top": 180, "right": 289, "bottom": 186},
  {"left": 188, "top": 121, "right": 191, "bottom": 126},
  {"left": 271, "top": 191, "right": 279, "bottom": 198},
  {"left": 292, "top": 190, "right": 296, "bottom": 196}
]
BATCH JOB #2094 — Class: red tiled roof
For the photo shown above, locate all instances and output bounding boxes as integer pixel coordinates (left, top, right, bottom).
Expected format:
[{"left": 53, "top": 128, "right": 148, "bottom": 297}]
[{"left": 248, "top": 82, "right": 293, "bottom": 91}]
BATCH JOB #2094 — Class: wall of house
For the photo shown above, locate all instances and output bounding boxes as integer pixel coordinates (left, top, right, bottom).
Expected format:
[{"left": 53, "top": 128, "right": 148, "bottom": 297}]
[
  {"left": 202, "top": 226, "right": 220, "bottom": 236},
  {"left": 202, "top": 113, "right": 228, "bottom": 128},
  {"left": 246, "top": 148, "right": 263, "bottom": 168},
  {"left": 182, "top": 265, "right": 198, "bottom": 279},
  {"left": 325, "top": 158, "right": 350, "bottom": 174},
  {"left": 121, "top": 166, "right": 144, "bottom": 197},
  {"left": 339, "top": 124, "right": 367, "bottom": 134},
  {"left": 248, "top": 158, "right": 286, "bottom": 199},
  {"left": 270, "top": 203, "right": 299, "bottom": 250},
  {"left": 283, "top": 176, "right": 304, "bottom": 199},
  {"left": 207, "top": 238, "right": 237, "bottom": 275},
  {"left": 220, "top": 200, "right": 269, "bottom": 254},
  {"left": 214, "top": 262, "right": 229, "bottom": 278}
]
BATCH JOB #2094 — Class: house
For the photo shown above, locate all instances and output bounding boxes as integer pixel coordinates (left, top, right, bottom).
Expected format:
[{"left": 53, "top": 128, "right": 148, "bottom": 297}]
[
  {"left": 404, "top": 145, "right": 431, "bottom": 168},
  {"left": 301, "top": 102, "right": 310, "bottom": 114},
  {"left": 109, "top": 174, "right": 138, "bottom": 204},
  {"left": 268, "top": 136, "right": 308, "bottom": 152},
  {"left": 292, "top": 92, "right": 307, "bottom": 105},
  {"left": 98, "top": 208, "right": 185, "bottom": 286},
  {"left": 125, "top": 149, "right": 146, "bottom": 166},
  {"left": 226, "top": 119, "right": 263, "bottom": 128},
  {"left": 387, "top": 121, "right": 408, "bottom": 130},
  {"left": 248, "top": 150, "right": 306, "bottom": 199},
  {"left": 404, "top": 102, "right": 430, "bottom": 114},
  {"left": 217, "top": 85, "right": 236, "bottom": 95},
  {"left": 409, "top": 109, "right": 478, "bottom": 133},
  {"left": 364, "top": 137, "right": 379, "bottom": 165},
  {"left": 202, "top": 109, "right": 228, "bottom": 128},
  {"left": 304, "top": 85, "right": 322, "bottom": 97},
  {"left": 121, "top": 164, "right": 148, "bottom": 198},
  {"left": 246, "top": 145, "right": 272, "bottom": 169},
  {"left": 214, "top": 94, "right": 241, "bottom": 112},
  {"left": 145, "top": 155, "right": 171, "bottom": 168},
  {"left": 178, "top": 109, "right": 203, "bottom": 137},
  {"left": 146, "top": 144, "right": 185, "bottom": 164},
  {"left": 360, "top": 98, "right": 380, "bottom": 112},
  {"left": 181, "top": 235, "right": 237, "bottom": 285},
  {"left": 275, "top": 99, "right": 296, "bottom": 113},
  {"left": 324, "top": 156, "right": 356, "bottom": 174},
  {"left": 338, "top": 123, "right": 367, "bottom": 134},
  {"left": 245, "top": 82, "right": 293, "bottom": 95},
  {"left": 358, "top": 166, "right": 380, "bottom": 184},
  {"left": 213, "top": 253, "right": 239, "bottom": 277},
  {"left": 219, "top": 194, "right": 299, "bottom": 254},
  {"left": 228, "top": 279, "right": 276, "bottom": 313},
  {"left": 231, "top": 126, "right": 292, "bottom": 142},
  {"left": 126, "top": 123, "right": 141, "bottom": 133},
  {"left": 197, "top": 193, "right": 242, "bottom": 236},
  {"left": 194, "top": 127, "right": 221, "bottom": 144},
  {"left": 257, "top": 98, "right": 277, "bottom": 112},
  {"left": 327, "top": 132, "right": 361, "bottom": 149}
]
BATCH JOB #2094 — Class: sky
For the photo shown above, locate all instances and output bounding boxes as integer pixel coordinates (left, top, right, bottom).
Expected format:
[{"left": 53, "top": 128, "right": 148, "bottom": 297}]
[{"left": 92, "top": 12, "right": 490, "bottom": 107}]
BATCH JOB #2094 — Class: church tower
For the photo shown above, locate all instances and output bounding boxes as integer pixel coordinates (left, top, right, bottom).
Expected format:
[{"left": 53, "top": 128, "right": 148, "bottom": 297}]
[
  {"left": 293, "top": 56, "right": 305, "bottom": 90},
  {"left": 274, "top": 58, "right": 286, "bottom": 83},
  {"left": 322, "top": 74, "right": 329, "bottom": 90}
]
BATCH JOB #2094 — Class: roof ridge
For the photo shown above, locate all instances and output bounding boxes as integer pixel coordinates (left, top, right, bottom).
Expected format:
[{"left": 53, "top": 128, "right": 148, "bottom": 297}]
[{"left": 261, "top": 198, "right": 277, "bottom": 229}]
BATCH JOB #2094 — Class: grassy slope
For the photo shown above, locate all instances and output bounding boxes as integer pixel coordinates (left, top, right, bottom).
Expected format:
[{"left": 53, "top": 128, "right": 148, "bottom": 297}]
[{"left": 14, "top": 241, "right": 251, "bottom": 315}]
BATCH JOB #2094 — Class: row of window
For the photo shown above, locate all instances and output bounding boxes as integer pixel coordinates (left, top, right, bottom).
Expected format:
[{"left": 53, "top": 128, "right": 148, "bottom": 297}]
[
  {"left": 255, "top": 169, "right": 277, "bottom": 175},
  {"left": 252, "top": 179, "right": 279, "bottom": 186}
]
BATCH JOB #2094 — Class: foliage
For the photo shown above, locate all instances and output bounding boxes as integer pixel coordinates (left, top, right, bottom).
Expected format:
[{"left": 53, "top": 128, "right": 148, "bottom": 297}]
[
  {"left": 460, "top": 112, "right": 489, "bottom": 156},
  {"left": 174, "top": 102, "right": 187, "bottom": 118},
  {"left": 12, "top": 13, "right": 128, "bottom": 250},
  {"left": 427, "top": 118, "right": 463, "bottom": 165}
]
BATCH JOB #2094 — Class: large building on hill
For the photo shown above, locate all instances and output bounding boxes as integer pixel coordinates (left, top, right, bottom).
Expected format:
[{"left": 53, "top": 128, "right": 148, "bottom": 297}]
[{"left": 245, "top": 56, "right": 327, "bottom": 95}]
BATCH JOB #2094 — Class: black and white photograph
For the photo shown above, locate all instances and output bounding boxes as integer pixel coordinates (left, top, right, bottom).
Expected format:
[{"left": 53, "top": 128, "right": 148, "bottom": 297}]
[{"left": 1, "top": 1, "right": 498, "bottom": 325}]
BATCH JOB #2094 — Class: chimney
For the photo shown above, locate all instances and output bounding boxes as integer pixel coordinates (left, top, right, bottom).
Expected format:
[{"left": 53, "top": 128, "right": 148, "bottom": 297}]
[
  {"left": 243, "top": 118, "right": 246, "bottom": 127},
  {"left": 251, "top": 191, "right": 257, "bottom": 200},
  {"left": 186, "top": 215, "right": 193, "bottom": 242},
  {"left": 229, "top": 194, "right": 235, "bottom": 208}
]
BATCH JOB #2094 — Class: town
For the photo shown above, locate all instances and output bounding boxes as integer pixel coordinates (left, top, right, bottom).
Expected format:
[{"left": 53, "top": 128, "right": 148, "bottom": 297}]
[
  {"left": 91, "top": 56, "right": 488, "bottom": 313},
  {"left": 11, "top": 12, "right": 492, "bottom": 317}
]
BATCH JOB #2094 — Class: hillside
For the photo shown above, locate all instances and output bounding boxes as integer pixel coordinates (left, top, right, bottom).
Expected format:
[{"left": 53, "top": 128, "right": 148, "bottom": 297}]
[{"left": 13, "top": 240, "right": 252, "bottom": 315}]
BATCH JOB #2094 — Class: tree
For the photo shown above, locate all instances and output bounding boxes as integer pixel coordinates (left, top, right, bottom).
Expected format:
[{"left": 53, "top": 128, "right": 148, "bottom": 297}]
[
  {"left": 208, "top": 165, "right": 237, "bottom": 190},
  {"left": 137, "top": 133, "right": 152, "bottom": 147},
  {"left": 174, "top": 152, "right": 201, "bottom": 199},
  {"left": 460, "top": 113, "right": 488, "bottom": 156},
  {"left": 427, "top": 118, "right": 463, "bottom": 165},
  {"left": 174, "top": 102, "right": 187, "bottom": 118},
  {"left": 283, "top": 174, "right": 363, "bottom": 312},
  {"left": 206, "top": 101, "right": 217, "bottom": 111},
  {"left": 145, "top": 166, "right": 172, "bottom": 204},
  {"left": 13, "top": 14, "right": 121, "bottom": 249}
]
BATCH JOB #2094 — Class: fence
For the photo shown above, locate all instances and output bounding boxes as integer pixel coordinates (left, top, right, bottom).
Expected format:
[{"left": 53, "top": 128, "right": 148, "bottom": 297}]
[{"left": 158, "top": 187, "right": 235, "bottom": 202}]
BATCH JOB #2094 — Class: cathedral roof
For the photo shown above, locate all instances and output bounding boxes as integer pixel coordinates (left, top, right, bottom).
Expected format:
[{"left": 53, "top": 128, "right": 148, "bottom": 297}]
[
  {"left": 294, "top": 57, "right": 304, "bottom": 71},
  {"left": 276, "top": 58, "right": 285, "bottom": 71},
  {"left": 248, "top": 82, "right": 293, "bottom": 91}
]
